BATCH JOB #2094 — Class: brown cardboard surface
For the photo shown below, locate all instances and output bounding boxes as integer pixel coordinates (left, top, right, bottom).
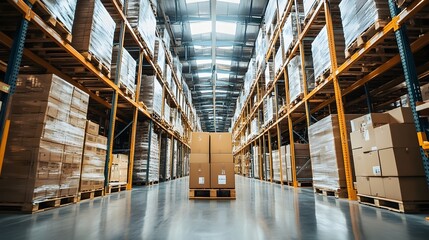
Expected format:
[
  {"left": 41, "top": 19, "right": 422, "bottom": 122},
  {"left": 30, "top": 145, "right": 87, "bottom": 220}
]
[
  {"left": 210, "top": 163, "right": 235, "bottom": 189},
  {"left": 86, "top": 121, "right": 99, "bottom": 136},
  {"left": 374, "top": 123, "right": 419, "bottom": 150},
  {"left": 350, "top": 113, "right": 390, "bottom": 132},
  {"left": 189, "top": 163, "right": 210, "bottom": 189},
  {"left": 210, "top": 133, "right": 232, "bottom": 154},
  {"left": 387, "top": 107, "right": 414, "bottom": 124},
  {"left": 383, "top": 177, "right": 429, "bottom": 201},
  {"left": 350, "top": 131, "right": 363, "bottom": 150},
  {"left": 369, "top": 177, "right": 385, "bottom": 197},
  {"left": 356, "top": 150, "right": 382, "bottom": 177},
  {"left": 210, "top": 154, "right": 233, "bottom": 163},
  {"left": 379, "top": 147, "right": 425, "bottom": 176},
  {"left": 356, "top": 177, "right": 371, "bottom": 195},
  {"left": 190, "top": 132, "right": 210, "bottom": 153},
  {"left": 190, "top": 153, "right": 209, "bottom": 163}
]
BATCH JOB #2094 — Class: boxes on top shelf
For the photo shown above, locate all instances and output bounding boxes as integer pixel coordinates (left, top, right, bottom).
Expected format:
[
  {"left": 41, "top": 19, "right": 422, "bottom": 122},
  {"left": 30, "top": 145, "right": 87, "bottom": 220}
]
[
  {"left": 72, "top": 0, "right": 116, "bottom": 71},
  {"left": 111, "top": 45, "right": 137, "bottom": 93},
  {"left": 140, "top": 75, "right": 163, "bottom": 117},
  {"left": 339, "top": 0, "right": 390, "bottom": 49},
  {"left": 0, "top": 74, "right": 89, "bottom": 204},
  {"left": 127, "top": 0, "right": 157, "bottom": 57},
  {"left": 41, "top": 0, "right": 78, "bottom": 33}
]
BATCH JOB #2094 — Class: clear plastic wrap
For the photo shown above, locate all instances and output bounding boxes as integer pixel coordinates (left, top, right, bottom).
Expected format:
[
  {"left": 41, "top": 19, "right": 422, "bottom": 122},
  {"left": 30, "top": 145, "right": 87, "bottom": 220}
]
[
  {"left": 339, "top": 0, "right": 390, "bottom": 48},
  {"left": 165, "top": 64, "right": 172, "bottom": 89},
  {"left": 134, "top": 121, "right": 160, "bottom": 183},
  {"left": 253, "top": 146, "right": 260, "bottom": 178},
  {"left": 73, "top": 0, "right": 116, "bottom": 70},
  {"left": 154, "top": 38, "right": 166, "bottom": 76},
  {"left": 274, "top": 47, "right": 283, "bottom": 75},
  {"left": 287, "top": 55, "right": 304, "bottom": 102},
  {"left": 127, "top": 0, "right": 157, "bottom": 56},
  {"left": 140, "top": 75, "right": 163, "bottom": 116},
  {"left": 272, "top": 150, "right": 281, "bottom": 181},
  {"left": 111, "top": 45, "right": 137, "bottom": 92},
  {"left": 283, "top": 144, "right": 312, "bottom": 182},
  {"left": 255, "top": 28, "right": 268, "bottom": 70},
  {"left": 263, "top": 95, "right": 276, "bottom": 125},
  {"left": 303, "top": 0, "right": 318, "bottom": 17},
  {"left": 308, "top": 114, "right": 358, "bottom": 190},
  {"left": 80, "top": 133, "right": 107, "bottom": 191},
  {"left": 172, "top": 139, "right": 178, "bottom": 178},
  {"left": 164, "top": 100, "right": 171, "bottom": 124},
  {"left": 173, "top": 56, "right": 183, "bottom": 85},
  {"left": 311, "top": 26, "right": 330, "bottom": 80},
  {"left": 160, "top": 137, "right": 171, "bottom": 181},
  {"left": 41, "top": 0, "right": 77, "bottom": 33},
  {"left": 264, "top": 62, "right": 275, "bottom": 87},
  {"left": 282, "top": 14, "right": 300, "bottom": 53},
  {"left": 0, "top": 74, "right": 88, "bottom": 203}
]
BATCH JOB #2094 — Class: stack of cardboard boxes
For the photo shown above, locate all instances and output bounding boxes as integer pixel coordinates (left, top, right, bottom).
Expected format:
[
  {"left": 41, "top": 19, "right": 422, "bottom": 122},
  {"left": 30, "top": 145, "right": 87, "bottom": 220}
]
[
  {"left": 110, "top": 154, "right": 129, "bottom": 184},
  {"left": 350, "top": 107, "right": 429, "bottom": 201},
  {"left": 189, "top": 133, "right": 235, "bottom": 189},
  {"left": 80, "top": 121, "right": 108, "bottom": 191}
]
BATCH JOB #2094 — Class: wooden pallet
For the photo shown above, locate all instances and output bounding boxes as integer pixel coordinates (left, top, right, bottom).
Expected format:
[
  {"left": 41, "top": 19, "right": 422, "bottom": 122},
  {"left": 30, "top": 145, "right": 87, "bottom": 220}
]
[
  {"left": 315, "top": 68, "right": 331, "bottom": 86},
  {"left": 119, "top": 82, "right": 135, "bottom": 100},
  {"left": 345, "top": 20, "right": 388, "bottom": 59},
  {"left": 314, "top": 187, "right": 348, "bottom": 198},
  {"left": 302, "top": 0, "right": 322, "bottom": 25},
  {"left": 151, "top": 112, "right": 162, "bottom": 122},
  {"left": 189, "top": 189, "right": 236, "bottom": 200},
  {"left": 358, "top": 194, "right": 429, "bottom": 213},
  {"left": 107, "top": 183, "right": 128, "bottom": 194},
  {"left": 0, "top": 195, "right": 78, "bottom": 213},
  {"left": 81, "top": 52, "right": 111, "bottom": 78},
  {"left": 78, "top": 188, "right": 105, "bottom": 201},
  {"left": 33, "top": 0, "right": 72, "bottom": 43},
  {"left": 290, "top": 93, "right": 304, "bottom": 107}
]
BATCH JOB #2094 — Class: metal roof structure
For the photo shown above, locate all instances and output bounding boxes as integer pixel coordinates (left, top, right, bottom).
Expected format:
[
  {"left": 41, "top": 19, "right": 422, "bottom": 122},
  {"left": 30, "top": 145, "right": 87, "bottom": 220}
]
[{"left": 158, "top": 0, "right": 268, "bottom": 132}]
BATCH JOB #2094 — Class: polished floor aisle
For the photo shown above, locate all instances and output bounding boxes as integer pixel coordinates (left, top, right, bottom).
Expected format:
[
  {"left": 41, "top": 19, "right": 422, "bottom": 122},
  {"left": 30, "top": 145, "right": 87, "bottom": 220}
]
[{"left": 1, "top": 176, "right": 429, "bottom": 240}]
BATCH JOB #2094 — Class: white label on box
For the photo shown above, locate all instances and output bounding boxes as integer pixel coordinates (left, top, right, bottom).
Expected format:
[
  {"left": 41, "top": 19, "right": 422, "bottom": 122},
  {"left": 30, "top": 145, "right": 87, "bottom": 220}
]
[
  {"left": 218, "top": 175, "right": 226, "bottom": 185},
  {"left": 363, "top": 129, "right": 370, "bottom": 141},
  {"left": 198, "top": 177, "right": 205, "bottom": 185},
  {"left": 373, "top": 166, "right": 381, "bottom": 175}
]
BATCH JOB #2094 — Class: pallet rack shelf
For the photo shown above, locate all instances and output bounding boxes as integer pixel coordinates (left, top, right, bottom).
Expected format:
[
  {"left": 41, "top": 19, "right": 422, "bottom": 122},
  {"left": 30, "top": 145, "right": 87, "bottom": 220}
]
[
  {"left": 232, "top": 0, "right": 429, "bottom": 200},
  {"left": 0, "top": 0, "right": 198, "bottom": 193}
]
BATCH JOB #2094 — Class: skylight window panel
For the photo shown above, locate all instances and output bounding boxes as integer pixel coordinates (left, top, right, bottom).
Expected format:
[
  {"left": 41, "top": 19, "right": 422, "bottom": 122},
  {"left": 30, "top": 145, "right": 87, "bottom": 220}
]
[
  {"left": 216, "top": 21, "right": 237, "bottom": 35},
  {"left": 186, "top": 0, "right": 208, "bottom": 4},
  {"left": 190, "top": 21, "right": 212, "bottom": 35},
  {"left": 198, "top": 72, "right": 212, "bottom": 78},
  {"left": 217, "top": 73, "right": 230, "bottom": 79},
  {"left": 216, "top": 59, "right": 231, "bottom": 65},
  {"left": 219, "top": 0, "right": 240, "bottom": 4},
  {"left": 196, "top": 59, "right": 212, "bottom": 65}
]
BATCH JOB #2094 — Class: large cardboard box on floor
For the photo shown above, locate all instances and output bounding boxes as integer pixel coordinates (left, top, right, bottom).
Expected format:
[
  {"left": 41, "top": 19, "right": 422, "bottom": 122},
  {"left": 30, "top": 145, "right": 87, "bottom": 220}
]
[
  {"left": 369, "top": 177, "right": 385, "bottom": 197},
  {"left": 378, "top": 147, "right": 425, "bottom": 176},
  {"left": 352, "top": 149, "right": 381, "bottom": 177},
  {"left": 210, "top": 133, "right": 232, "bottom": 154},
  {"left": 210, "top": 154, "right": 233, "bottom": 163},
  {"left": 383, "top": 177, "right": 429, "bottom": 201},
  {"left": 191, "top": 132, "right": 210, "bottom": 153},
  {"left": 190, "top": 153, "right": 209, "bottom": 163},
  {"left": 189, "top": 163, "right": 210, "bottom": 189},
  {"left": 374, "top": 123, "right": 418, "bottom": 150},
  {"left": 210, "top": 163, "right": 235, "bottom": 189}
]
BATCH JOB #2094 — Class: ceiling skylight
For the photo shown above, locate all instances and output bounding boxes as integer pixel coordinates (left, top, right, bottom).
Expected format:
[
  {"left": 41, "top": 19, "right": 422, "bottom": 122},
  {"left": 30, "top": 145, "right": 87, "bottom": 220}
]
[
  {"left": 218, "top": 46, "right": 234, "bottom": 50},
  {"left": 216, "top": 59, "right": 231, "bottom": 65},
  {"left": 190, "top": 21, "right": 237, "bottom": 35},
  {"left": 217, "top": 73, "right": 230, "bottom": 79},
  {"left": 194, "top": 45, "right": 211, "bottom": 50},
  {"left": 197, "top": 72, "right": 212, "bottom": 78},
  {"left": 186, "top": 0, "right": 207, "bottom": 4},
  {"left": 190, "top": 21, "right": 211, "bottom": 35},
  {"left": 196, "top": 59, "right": 212, "bottom": 65},
  {"left": 216, "top": 22, "right": 237, "bottom": 35},
  {"left": 186, "top": 0, "right": 240, "bottom": 4}
]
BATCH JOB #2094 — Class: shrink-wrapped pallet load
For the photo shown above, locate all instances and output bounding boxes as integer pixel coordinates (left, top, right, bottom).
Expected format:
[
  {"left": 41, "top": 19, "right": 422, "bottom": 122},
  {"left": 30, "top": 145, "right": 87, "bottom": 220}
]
[
  {"left": 127, "top": 0, "right": 157, "bottom": 56},
  {"left": 140, "top": 75, "right": 163, "bottom": 117},
  {"left": 42, "top": 0, "right": 77, "bottom": 33},
  {"left": 111, "top": 45, "right": 137, "bottom": 93}
]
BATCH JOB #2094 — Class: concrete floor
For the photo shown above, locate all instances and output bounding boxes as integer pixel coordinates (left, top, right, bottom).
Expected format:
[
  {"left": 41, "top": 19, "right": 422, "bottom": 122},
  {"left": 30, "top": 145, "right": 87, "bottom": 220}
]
[{"left": 1, "top": 176, "right": 429, "bottom": 240}]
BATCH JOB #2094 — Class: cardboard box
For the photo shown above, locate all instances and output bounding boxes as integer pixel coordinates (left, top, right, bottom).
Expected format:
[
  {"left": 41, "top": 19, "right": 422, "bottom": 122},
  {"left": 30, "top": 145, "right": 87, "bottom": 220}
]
[
  {"left": 356, "top": 177, "right": 371, "bottom": 195},
  {"left": 383, "top": 177, "right": 429, "bottom": 201},
  {"left": 353, "top": 149, "right": 381, "bottom": 177},
  {"left": 369, "top": 177, "right": 385, "bottom": 197},
  {"left": 190, "top": 153, "right": 209, "bottom": 163},
  {"left": 211, "top": 153, "right": 233, "bottom": 163},
  {"left": 190, "top": 132, "right": 210, "bottom": 153},
  {"left": 350, "top": 113, "right": 390, "bottom": 132},
  {"left": 350, "top": 131, "right": 363, "bottom": 150},
  {"left": 189, "top": 163, "right": 210, "bottom": 189},
  {"left": 387, "top": 107, "right": 414, "bottom": 124},
  {"left": 86, "top": 121, "right": 99, "bottom": 135},
  {"left": 210, "top": 162, "right": 235, "bottom": 188},
  {"left": 374, "top": 123, "right": 418, "bottom": 150},
  {"left": 210, "top": 133, "right": 232, "bottom": 154},
  {"left": 379, "top": 147, "right": 425, "bottom": 176}
]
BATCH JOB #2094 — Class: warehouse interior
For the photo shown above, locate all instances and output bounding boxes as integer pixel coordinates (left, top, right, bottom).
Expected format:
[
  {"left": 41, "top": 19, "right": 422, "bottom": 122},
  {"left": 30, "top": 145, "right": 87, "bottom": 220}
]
[{"left": 1, "top": 0, "right": 429, "bottom": 239}]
